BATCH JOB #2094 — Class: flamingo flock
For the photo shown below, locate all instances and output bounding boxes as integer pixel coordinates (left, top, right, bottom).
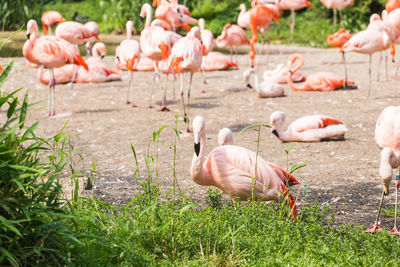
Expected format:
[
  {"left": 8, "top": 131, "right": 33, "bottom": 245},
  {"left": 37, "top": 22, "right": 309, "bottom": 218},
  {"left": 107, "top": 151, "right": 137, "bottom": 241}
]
[{"left": 19, "top": 0, "right": 400, "bottom": 231}]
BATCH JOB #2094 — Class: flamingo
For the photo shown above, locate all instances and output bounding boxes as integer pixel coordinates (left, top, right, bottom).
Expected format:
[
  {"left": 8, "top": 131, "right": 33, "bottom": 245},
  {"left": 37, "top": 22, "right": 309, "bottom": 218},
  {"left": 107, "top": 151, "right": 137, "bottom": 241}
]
[
  {"left": 365, "top": 106, "right": 400, "bottom": 234},
  {"left": 76, "top": 42, "right": 121, "bottom": 83},
  {"left": 168, "top": 27, "right": 203, "bottom": 132},
  {"left": 386, "top": 0, "right": 400, "bottom": 13},
  {"left": 115, "top": 21, "right": 140, "bottom": 107},
  {"left": 287, "top": 54, "right": 356, "bottom": 91},
  {"left": 154, "top": 0, "right": 197, "bottom": 32},
  {"left": 341, "top": 20, "right": 396, "bottom": 97},
  {"left": 37, "top": 64, "right": 74, "bottom": 85},
  {"left": 84, "top": 21, "right": 100, "bottom": 56},
  {"left": 262, "top": 62, "right": 305, "bottom": 84},
  {"left": 55, "top": 21, "right": 99, "bottom": 89},
  {"left": 218, "top": 128, "right": 234, "bottom": 146},
  {"left": 23, "top": 20, "right": 88, "bottom": 116},
  {"left": 216, "top": 24, "right": 248, "bottom": 61},
  {"left": 198, "top": 18, "right": 214, "bottom": 84},
  {"left": 248, "top": 4, "right": 280, "bottom": 67},
  {"left": 320, "top": 0, "right": 354, "bottom": 29},
  {"left": 140, "top": 3, "right": 173, "bottom": 110},
  {"left": 385, "top": 9, "right": 400, "bottom": 78},
  {"left": 244, "top": 68, "right": 285, "bottom": 97},
  {"left": 200, "top": 52, "right": 238, "bottom": 71},
  {"left": 326, "top": 28, "right": 351, "bottom": 86},
  {"left": 191, "top": 116, "right": 299, "bottom": 220},
  {"left": 41, "top": 11, "right": 66, "bottom": 35},
  {"left": 269, "top": 111, "right": 347, "bottom": 142},
  {"left": 274, "top": 0, "right": 312, "bottom": 41}
]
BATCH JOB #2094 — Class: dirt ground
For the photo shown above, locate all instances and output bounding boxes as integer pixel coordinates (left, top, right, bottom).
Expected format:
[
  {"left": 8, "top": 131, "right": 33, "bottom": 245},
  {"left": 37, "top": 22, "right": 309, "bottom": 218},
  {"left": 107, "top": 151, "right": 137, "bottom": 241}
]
[{"left": 3, "top": 44, "right": 400, "bottom": 228}]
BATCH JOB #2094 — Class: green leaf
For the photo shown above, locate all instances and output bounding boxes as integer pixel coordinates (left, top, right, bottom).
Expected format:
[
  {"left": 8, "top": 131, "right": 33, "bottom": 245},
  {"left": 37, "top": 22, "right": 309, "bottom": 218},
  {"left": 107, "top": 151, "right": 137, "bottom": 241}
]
[
  {"left": 239, "top": 124, "right": 258, "bottom": 133},
  {"left": 290, "top": 164, "right": 307, "bottom": 174},
  {"left": 0, "top": 61, "right": 14, "bottom": 89},
  {"left": 179, "top": 203, "right": 199, "bottom": 215},
  {"left": 0, "top": 27, "right": 22, "bottom": 51},
  {"left": 19, "top": 93, "right": 28, "bottom": 129},
  {"left": 7, "top": 98, "right": 17, "bottom": 119},
  {"left": 285, "top": 144, "right": 295, "bottom": 154}
]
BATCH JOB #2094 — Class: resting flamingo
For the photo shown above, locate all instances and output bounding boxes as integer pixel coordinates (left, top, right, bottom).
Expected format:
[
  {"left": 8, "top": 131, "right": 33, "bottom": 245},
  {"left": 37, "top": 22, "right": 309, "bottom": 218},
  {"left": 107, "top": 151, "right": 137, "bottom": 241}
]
[
  {"left": 41, "top": 11, "right": 66, "bottom": 35},
  {"left": 287, "top": 54, "right": 355, "bottom": 91},
  {"left": 341, "top": 20, "right": 395, "bottom": 97},
  {"left": 84, "top": 21, "right": 100, "bottom": 56},
  {"left": 76, "top": 42, "right": 121, "bottom": 83},
  {"left": 168, "top": 27, "right": 203, "bottom": 132},
  {"left": 326, "top": 28, "right": 351, "bottom": 86},
  {"left": 244, "top": 68, "right": 285, "bottom": 97},
  {"left": 365, "top": 106, "right": 400, "bottom": 235},
  {"left": 218, "top": 128, "right": 234, "bottom": 146},
  {"left": 154, "top": 0, "right": 197, "bottom": 32},
  {"left": 115, "top": 21, "right": 140, "bottom": 107},
  {"left": 320, "top": 0, "right": 354, "bottom": 29},
  {"left": 23, "top": 20, "right": 88, "bottom": 116},
  {"left": 274, "top": 0, "right": 312, "bottom": 41},
  {"left": 200, "top": 52, "right": 238, "bottom": 71},
  {"left": 216, "top": 24, "right": 248, "bottom": 61},
  {"left": 37, "top": 65, "right": 74, "bottom": 85},
  {"left": 191, "top": 116, "right": 298, "bottom": 220},
  {"left": 263, "top": 62, "right": 305, "bottom": 84},
  {"left": 269, "top": 111, "right": 348, "bottom": 142}
]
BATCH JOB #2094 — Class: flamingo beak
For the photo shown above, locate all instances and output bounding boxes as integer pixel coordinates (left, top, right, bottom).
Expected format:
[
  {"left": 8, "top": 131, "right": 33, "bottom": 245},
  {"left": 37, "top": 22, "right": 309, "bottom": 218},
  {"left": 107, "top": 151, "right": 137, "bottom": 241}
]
[
  {"left": 140, "top": 16, "right": 144, "bottom": 22},
  {"left": 247, "top": 84, "right": 253, "bottom": 89},
  {"left": 272, "top": 129, "right": 279, "bottom": 137},
  {"left": 194, "top": 142, "right": 200, "bottom": 156},
  {"left": 101, "top": 54, "right": 105, "bottom": 59},
  {"left": 27, "top": 33, "right": 30, "bottom": 40}
]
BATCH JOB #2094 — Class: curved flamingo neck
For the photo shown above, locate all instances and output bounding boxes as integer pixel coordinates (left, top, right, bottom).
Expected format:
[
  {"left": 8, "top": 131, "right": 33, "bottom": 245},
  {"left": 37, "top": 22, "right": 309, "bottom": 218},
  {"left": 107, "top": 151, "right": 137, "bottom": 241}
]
[
  {"left": 287, "top": 56, "right": 304, "bottom": 91},
  {"left": 250, "top": 70, "right": 261, "bottom": 94},
  {"left": 275, "top": 120, "right": 291, "bottom": 142},
  {"left": 191, "top": 130, "right": 215, "bottom": 186},
  {"left": 143, "top": 4, "right": 152, "bottom": 29}
]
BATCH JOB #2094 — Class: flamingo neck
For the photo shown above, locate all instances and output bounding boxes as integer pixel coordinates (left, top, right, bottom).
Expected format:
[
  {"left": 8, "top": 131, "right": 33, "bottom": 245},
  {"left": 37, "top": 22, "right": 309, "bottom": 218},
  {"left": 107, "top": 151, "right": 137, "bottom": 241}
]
[
  {"left": 275, "top": 121, "right": 291, "bottom": 142},
  {"left": 251, "top": 71, "right": 261, "bottom": 94},
  {"left": 287, "top": 71, "right": 303, "bottom": 91},
  {"left": 191, "top": 131, "right": 215, "bottom": 186},
  {"left": 92, "top": 46, "right": 99, "bottom": 58},
  {"left": 144, "top": 5, "right": 152, "bottom": 29}
]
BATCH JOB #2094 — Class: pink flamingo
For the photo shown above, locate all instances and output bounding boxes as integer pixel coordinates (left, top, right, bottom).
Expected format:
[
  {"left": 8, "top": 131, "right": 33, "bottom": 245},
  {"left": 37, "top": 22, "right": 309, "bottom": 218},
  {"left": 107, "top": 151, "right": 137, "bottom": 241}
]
[
  {"left": 198, "top": 18, "right": 214, "bottom": 84},
  {"left": 76, "top": 42, "right": 121, "bottom": 83},
  {"left": 154, "top": 0, "right": 197, "bottom": 32},
  {"left": 287, "top": 54, "right": 355, "bottom": 91},
  {"left": 341, "top": 19, "right": 395, "bottom": 97},
  {"left": 269, "top": 111, "right": 348, "bottom": 142},
  {"left": 385, "top": 9, "right": 400, "bottom": 78},
  {"left": 244, "top": 68, "right": 285, "bottom": 98},
  {"left": 41, "top": 11, "right": 66, "bottom": 35},
  {"left": 386, "top": 0, "right": 400, "bottom": 13},
  {"left": 168, "top": 27, "right": 203, "bottom": 132},
  {"left": 218, "top": 128, "right": 234, "bottom": 146},
  {"left": 37, "top": 64, "right": 74, "bottom": 85},
  {"left": 326, "top": 28, "right": 351, "bottom": 86},
  {"left": 115, "top": 21, "right": 140, "bottom": 107},
  {"left": 200, "top": 52, "right": 238, "bottom": 71},
  {"left": 23, "top": 20, "right": 88, "bottom": 116},
  {"left": 140, "top": 3, "right": 173, "bottom": 110},
  {"left": 262, "top": 62, "right": 305, "bottom": 84},
  {"left": 320, "top": 0, "right": 354, "bottom": 29},
  {"left": 216, "top": 24, "right": 248, "bottom": 61},
  {"left": 365, "top": 106, "right": 400, "bottom": 234},
  {"left": 84, "top": 21, "right": 100, "bottom": 56},
  {"left": 274, "top": 0, "right": 312, "bottom": 41},
  {"left": 191, "top": 116, "right": 299, "bottom": 220}
]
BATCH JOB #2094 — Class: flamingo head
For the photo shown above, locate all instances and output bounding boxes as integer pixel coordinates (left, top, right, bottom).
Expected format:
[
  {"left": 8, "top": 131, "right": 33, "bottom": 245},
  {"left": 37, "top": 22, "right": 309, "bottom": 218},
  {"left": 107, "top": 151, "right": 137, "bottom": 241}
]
[
  {"left": 243, "top": 68, "right": 256, "bottom": 88},
  {"left": 269, "top": 111, "right": 286, "bottom": 137},
  {"left": 198, "top": 18, "right": 205, "bottom": 30},
  {"left": 140, "top": 3, "right": 152, "bottom": 19},
  {"left": 193, "top": 116, "right": 206, "bottom": 156},
  {"left": 380, "top": 148, "right": 395, "bottom": 195},
  {"left": 93, "top": 42, "right": 106, "bottom": 59},
  {"left": 27, "top": 19, "right": 39, "bottom": 40},
  {"left": 239, "top": 3, "right": 246, "bottom": 12},
  {"left": 218, "top": 128, "right": 233, "bottom": 146},
  {"left": 126, "top": 21, "right": 134, "bottom": 34},
  {"left": 287, "top": 54, "right": 303, "bottom": 74},
  {"left": 188, "top": 26, "right": 201, "bottom": 40}
]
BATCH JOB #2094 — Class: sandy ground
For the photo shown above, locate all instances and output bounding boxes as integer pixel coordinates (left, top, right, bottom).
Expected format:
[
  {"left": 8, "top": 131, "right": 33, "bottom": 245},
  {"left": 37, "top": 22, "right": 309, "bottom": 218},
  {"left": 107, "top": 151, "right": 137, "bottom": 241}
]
[{"left": 3, "top": 45, "right": 400, "bottom": 228}]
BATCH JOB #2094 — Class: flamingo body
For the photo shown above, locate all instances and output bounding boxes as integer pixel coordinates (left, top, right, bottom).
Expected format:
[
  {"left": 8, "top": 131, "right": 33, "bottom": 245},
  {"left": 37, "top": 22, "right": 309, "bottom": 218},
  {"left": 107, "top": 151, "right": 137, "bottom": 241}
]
[
  {"left": 244, "top": 68, "right": 285, "bottom": 97},
  {"left": 37, "top": 65, "right": 74, "bottom": 85},
  {"left": 55, "top": 21, "right": 98, "bottom": 45},
  {"left": 41, "top": 11, "right": 66, "bottom": 35},
  {"left": 201, "top": 52, "right": 238, "bottom": 71},
  {"left": 263, "top": 63, "right": 305, "bottom": 84}
]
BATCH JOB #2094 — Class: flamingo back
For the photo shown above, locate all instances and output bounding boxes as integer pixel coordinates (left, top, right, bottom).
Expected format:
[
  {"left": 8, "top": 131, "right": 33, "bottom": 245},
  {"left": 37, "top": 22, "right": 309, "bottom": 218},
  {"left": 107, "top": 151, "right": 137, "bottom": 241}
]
[{"left": 375, "top": 106, "right": 400, "bottom": 153}]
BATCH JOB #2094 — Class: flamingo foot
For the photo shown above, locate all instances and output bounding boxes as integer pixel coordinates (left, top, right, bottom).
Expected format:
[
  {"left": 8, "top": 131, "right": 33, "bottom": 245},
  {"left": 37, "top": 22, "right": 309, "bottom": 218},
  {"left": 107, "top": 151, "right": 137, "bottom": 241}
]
[
  {"left": 145, "top": 104, "right": 153, "bottom": 109},
  {"left": 158, "top": 105, "right": 170, "bottom": 112},
  {"left": 125, "top": 100, "right": 131, "bottom": 105},
  {"left": 365, "top": 224, "right": 383, "bottom": 233},
  {"left": 389, "top": 227, "right": 400, "bottom": 235},
  {"left": 201, "top": 90, "right": 206, "bottom": 94},
  {"left": 131, "top": 104, "right": 136, "bottom": 108},
  {"left": 185, "top": 127, "right": 192, "bottom": 133}
]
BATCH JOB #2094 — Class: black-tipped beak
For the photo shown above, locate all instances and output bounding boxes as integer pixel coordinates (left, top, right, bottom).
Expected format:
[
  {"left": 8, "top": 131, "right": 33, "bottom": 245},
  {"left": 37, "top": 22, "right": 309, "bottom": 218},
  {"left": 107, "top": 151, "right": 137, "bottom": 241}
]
[
  {"left": 194, "top": 142, "right": 200, "bottom": 156},
  {"left": 101, "top": 55, "right": 105, "bottom": 59},
  {"left": 247, "top": 83, "right": 252, "bottom": 89},
  {"left": 140, "top": 16, "right": 144, "bottom": 22},
  {"left": 272, "top": 129, "right": 279, "bottom": 137},
  {"left": 116, "top": 56, "right": 120, "bottom": 61},
  {"left": 27, "top": 33, "right": 30, "bottom": 40}
]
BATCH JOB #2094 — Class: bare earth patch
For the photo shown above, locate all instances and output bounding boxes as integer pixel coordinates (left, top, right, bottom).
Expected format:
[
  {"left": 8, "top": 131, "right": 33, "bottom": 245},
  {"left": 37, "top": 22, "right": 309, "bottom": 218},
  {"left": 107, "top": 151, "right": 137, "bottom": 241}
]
[{"left": 3, "top": 45, "right": 399, "bottom": 228}]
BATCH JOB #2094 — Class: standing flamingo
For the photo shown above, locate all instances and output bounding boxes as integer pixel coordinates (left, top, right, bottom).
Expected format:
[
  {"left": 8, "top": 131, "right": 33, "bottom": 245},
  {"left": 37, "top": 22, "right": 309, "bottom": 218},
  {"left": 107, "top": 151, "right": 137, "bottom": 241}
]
[
  {"left": 41, "top": 11, "right": 66, "bottom": 35},
  {"left": 320, "top": 0, "right": 354, "bottom": 29},
  {"left": 287, "top": 54, "right": 355, "bottom": 91},
  {"left": 326, "top": 28, "right": 351, "bottom": 86},
  {"left": 199, "top": 18, "right": 214, "bottom": 84},
  {"left": 76, "top": 42, "right": 121, "bottom": 83},
  {"left": 154, "top": 0, "right": 197, "bottom": 32},
  {"left": 216, "top": 24, "right": 248, "bottom": 61},
  {"left": 191, "top": 116, "right": 298, "bottom": 220},
  {"left": 84, "top": 21, "right": 100, "bottom": 56},
  {"left": 218, "top": 128, "right": 234, "bottom": 146},
  {"left": 23, "top": 20, "right": 88, "bottom": 116},
  {"left": 274, "top": 0, "right": 312, "bottom": 41},
  {"left": 244, "top": 68, "right": 285, "bottom": 97},
  {"left": 341, "top": 22, "right": 394, "bottom": 97},
  {"left": 365, "top": 106, "right": 400, "bottom": 234},
  {"left": 248, "top": 4, "right": 280, "bottom": 67},
  {"left": 115, "top": 21, "right": 140, "bottom": 106},
  {"left": 269, "top": 111, "right": 348, "bottom": 142},
  {"left": 168, "top": 27, "right": 203, "bottom": 132},
  {"left": 140, "top": 3, "right": 173, "bottom": 110}
]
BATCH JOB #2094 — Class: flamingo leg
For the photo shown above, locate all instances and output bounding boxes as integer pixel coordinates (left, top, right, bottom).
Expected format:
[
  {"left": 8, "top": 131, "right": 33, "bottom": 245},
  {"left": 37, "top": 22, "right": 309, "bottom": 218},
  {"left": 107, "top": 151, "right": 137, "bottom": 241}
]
[
  {"left": 51, "top": 68, "right": 56, "bottom": 116},
  {"left": 180, "top": 73, "right": 187, "bottom": 124},
  {"left": 365, "top": 190, "right": 385, "bottom": 233},
  {"left": 126, "top": 71, "right": 136, "bottom": 107},
  {"left": 266, "top": 30, "right": 270, "bottom": 68},
  {"left": 68, "top": 64, "right": 77, "bottom": 90},
  {"left": 159, "top": 71, "right": 170, "bottom": 111},
  {"left": 377, "top": 52, "right": 382, "bottom": 82},
  {"left": 230, "top": 46, "right": 233, "bottom": 61},
  {"left": 339, "top": 9, "right": 344, "bottom": 26},
  {"left": 235, "top": 46, "right": 238, "bottom": 63},
  {"left": 385, "top": 51, "right": 389, "bottom": 82},
  {"left": 342, "top": 52, "right": 348, "bottom": 88},
  {"left": 290, "top": 10, "right": 295, "bottom": 42},
  {"left": 185, "top": 72, "right": 194, "bottom": 132},
  {"left": 390, "top": 179, "right": 400, "bottom": 235},
  {"left": 333, "top": 9, "right": 337, "bottom": 31},
  {"left": 48, "top": 68, "right": 55, "bottom": 117},
  {"left": 368, "top": 54, "right": 372, "bottom": 98},
  {"left": 173, "top": 73, "right": 177, "bottom": 101}
]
